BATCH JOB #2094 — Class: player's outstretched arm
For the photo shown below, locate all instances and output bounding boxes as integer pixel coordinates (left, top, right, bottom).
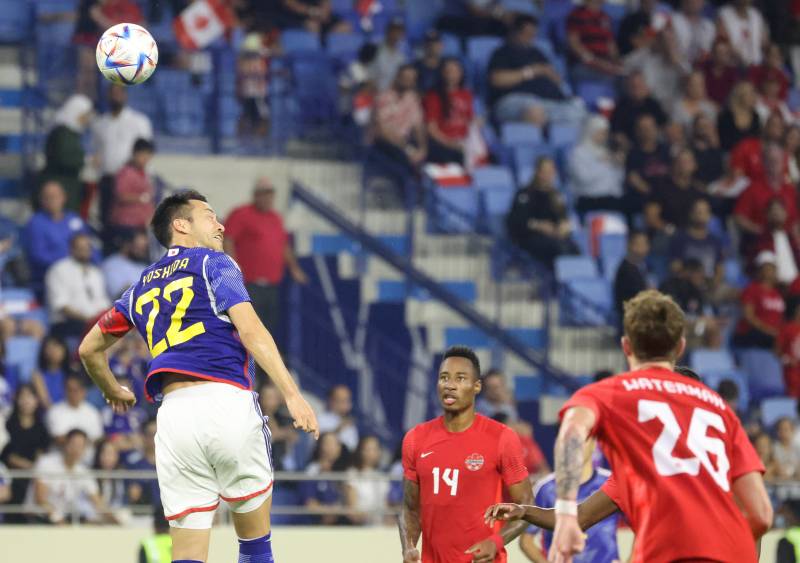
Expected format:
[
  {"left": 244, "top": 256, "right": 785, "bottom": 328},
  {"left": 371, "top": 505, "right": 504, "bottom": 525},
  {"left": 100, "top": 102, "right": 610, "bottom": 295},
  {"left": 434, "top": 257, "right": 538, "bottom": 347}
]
[
  {"left": 732, "top": 471, "right": 773, "bottom": 539},
  {"left": 228, "top": 302, "right": 319, "bottom": 439},
  {"left": 398, "top": 479, "right": 422, "bottom": 562},
  {"left": 78, "top": 324, "right": 136, "bottom": 413},
  {"left": 484, "top": 489, "right": 619, "bottom": 531}
]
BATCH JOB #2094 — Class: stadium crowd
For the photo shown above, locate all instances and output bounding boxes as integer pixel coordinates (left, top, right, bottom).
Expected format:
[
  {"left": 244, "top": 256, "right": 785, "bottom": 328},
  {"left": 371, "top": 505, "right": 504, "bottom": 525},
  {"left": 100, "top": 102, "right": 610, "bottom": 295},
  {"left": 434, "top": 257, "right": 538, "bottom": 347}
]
[{"left": 4, "top": 0, "right": 800, "bottom": 545}]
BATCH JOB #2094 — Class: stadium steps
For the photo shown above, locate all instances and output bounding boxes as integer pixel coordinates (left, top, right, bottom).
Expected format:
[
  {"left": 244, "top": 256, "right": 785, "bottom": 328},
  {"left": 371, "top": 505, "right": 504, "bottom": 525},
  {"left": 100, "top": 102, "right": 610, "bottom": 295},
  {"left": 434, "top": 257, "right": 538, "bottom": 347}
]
[{"left": 548, "top": 325, "right": 626, "bottom": 375}]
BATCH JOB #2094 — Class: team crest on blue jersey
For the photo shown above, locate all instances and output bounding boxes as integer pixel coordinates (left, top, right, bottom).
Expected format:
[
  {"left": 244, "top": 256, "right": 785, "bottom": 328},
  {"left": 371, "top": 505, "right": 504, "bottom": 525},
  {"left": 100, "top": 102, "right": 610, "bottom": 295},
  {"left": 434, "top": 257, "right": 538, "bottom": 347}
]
[
  {"left": 465, "top": 453, "right": 484, "bottom": 471},
  {"left": 167, "top": 248, "right": 179, "bottom": 257}
]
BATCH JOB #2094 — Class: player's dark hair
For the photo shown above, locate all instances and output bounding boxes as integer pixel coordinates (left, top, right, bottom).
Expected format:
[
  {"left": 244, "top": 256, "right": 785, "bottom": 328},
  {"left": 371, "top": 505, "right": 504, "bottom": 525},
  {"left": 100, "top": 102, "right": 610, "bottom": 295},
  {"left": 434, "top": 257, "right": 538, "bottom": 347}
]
[
  {"left": 132, "top": 137, "right": 155, "bottom": 154},
  {"left": 717, "top": 379, "right": 740, "bottom": 403},
  {"left": 64, "top": 372, "right": 87, "bottom": 387},
  {"left": 38, "top": 334, "right": 69, "bottom": 373},
  {"left": 442, "top": 345, "right": 481, "bottom": 380},
  {"left": 65, "top": 428, "right": 88, "bottom": 442},
  {"left": 623, "top": 290, "right": 685, "bottom": 362},
  {"left": 150, "top": 189, "right": 208, "bottom": 248}
]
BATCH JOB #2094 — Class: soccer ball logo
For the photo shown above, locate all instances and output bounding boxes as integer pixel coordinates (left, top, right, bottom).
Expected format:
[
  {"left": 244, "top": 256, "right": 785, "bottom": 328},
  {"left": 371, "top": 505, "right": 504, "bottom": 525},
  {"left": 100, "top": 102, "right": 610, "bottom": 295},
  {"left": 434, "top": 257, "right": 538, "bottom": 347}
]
[{"left": 96, "top": 23, "right": 158, "bottom": 86}]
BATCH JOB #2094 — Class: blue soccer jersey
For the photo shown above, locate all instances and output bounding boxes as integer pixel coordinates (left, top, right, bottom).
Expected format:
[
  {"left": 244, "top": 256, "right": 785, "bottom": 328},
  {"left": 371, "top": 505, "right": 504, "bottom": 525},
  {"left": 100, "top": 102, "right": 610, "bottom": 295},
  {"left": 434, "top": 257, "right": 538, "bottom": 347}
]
[
  {"left": 529, "top": 468, "right": 619, "bottom": 563},
  {"left": 114, "top": 246, "right": 255, "bottom": 402}
]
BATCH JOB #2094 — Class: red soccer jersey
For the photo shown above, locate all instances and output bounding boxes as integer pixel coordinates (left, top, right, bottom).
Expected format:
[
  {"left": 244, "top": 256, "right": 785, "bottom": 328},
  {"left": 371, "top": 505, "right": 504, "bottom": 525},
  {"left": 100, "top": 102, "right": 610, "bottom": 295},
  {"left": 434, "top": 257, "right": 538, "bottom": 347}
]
[
  {"left": 562, "top": 368, "right": 764, "bottom": 563},
  {"left": 736, "top": 281, "right": 785, "bottom": 335},
  {"left": 778, "top": 321, "right": 800, "bottom": 397},
  {"left": 402, "top": 415, "right": 528, "bottom": 563}
]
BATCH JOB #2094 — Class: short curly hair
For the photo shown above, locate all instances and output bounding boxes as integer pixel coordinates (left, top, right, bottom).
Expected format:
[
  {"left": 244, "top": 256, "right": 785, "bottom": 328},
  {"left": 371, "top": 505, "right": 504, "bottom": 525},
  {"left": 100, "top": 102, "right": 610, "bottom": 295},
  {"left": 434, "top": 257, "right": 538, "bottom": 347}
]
[{"left": 623, "top": 290, "right": 685, "bottom": 361}]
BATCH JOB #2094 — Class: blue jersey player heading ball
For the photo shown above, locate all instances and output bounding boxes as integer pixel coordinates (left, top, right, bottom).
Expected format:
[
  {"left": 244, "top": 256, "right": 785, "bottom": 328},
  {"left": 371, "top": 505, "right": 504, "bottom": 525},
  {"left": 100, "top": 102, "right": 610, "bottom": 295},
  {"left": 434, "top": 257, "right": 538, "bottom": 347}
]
[{"left": 79, "top": 190, "right": 319, "bottom": 563}]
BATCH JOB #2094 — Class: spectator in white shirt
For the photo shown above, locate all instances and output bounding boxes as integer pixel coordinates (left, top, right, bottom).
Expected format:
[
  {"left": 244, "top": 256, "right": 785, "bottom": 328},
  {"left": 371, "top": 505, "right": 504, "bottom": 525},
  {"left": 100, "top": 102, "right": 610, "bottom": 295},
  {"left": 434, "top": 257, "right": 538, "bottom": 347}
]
[
  {"left": 101, "top": 229, "right": 149, "bottom": 299},
  {"left": 344, "top": 435, "right": 390, "bottom": 526},
  {"left": 26, "top": 428, "right": 114, "bottom": 524},
  {"left": 774, "top": 417, "right": 800, "bottom": 479},
  {"left": 46, "top": 374, "right": 104, "bottom": 447},
  {"left": 717, "top": 0, "right": 769, "bottom": 66},
  {"left": 45, "top": 232, "right": 110, "bottom": 340},
  {"left": 92, "top": 85, "right": 153, "bottom": 177},
  {"left": 670, "top": 0, "right": 716, "bottom": 67},
  {"left": 317, "top": 385, "right": 359, "bottom": 453}
]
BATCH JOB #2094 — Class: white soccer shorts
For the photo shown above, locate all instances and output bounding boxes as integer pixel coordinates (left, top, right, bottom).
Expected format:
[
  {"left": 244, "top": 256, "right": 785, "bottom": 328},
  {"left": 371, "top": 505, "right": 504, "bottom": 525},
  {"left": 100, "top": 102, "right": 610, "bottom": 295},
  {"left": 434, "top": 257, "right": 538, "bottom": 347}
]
[{"left": 155, "top": 382, "right": 274, "bottom": 529}]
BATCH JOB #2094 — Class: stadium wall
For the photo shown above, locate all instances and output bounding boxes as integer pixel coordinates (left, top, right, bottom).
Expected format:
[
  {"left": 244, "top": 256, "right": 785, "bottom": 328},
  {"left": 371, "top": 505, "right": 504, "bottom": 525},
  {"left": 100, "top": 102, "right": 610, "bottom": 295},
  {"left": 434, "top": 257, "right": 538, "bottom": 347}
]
[{"left": 0, "top": 526, "right": 782, "bottom": 562}]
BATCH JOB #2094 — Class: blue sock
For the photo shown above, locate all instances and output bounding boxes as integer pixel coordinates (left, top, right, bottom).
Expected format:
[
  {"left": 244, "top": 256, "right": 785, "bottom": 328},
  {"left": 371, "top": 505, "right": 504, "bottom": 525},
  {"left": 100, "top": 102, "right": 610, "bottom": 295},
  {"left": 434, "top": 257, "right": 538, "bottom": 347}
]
[{"left": 238, "top": 532, "right": 274, "bottom": 563}]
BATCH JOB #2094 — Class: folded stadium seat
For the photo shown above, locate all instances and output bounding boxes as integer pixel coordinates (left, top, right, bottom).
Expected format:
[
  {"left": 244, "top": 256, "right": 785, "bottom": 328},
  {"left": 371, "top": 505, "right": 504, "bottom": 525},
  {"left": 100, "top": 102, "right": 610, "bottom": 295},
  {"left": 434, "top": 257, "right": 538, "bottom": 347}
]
[
  {"left": 404, "top": 0, "right": 443, "bottom": 42},
  {"left": 466, "top": 36, "right": 504, "bottom": 98},
  {"left": 500, "top": 123, "right": 543, "bottom": 147},
  {"left": 508, "top": 328, "right": 547, "bottom": 349},
  {"left": 723, "top": 258, "right": 748, "bottom": 289},
  {"left": 5, "top": 335, "right": 40, "bottom": 382},
  {"left": 700, "top": 369, "right": 750, "bottom": 411},
  {"left": 444, "top": 327, "right": 490, "bottom": 348},
  {"left": 515, "top": 375, "right": 542, "bottom": 401},
  {"left": 441, "top": 33, "right": 462, "bottom": 56},
  {"left": 690, "top": 348, "right": 737, "bottom": 373},
  {"left": 290, "top": 55, "right": 338, "bottom": 128},
  {"left": 598, "top": 232, "right": 626, "bottom": 281},
  {"left": 216, "top": 94, "right": 240, "bottom": 138},
  {"left": 472, "top": 165, "right": 514, "bottom": 191},
  {"left": 311, "top": 234, "right": 359, "bottom": 255},
  {"left": 738, "top": 348, "right": 785, "bottom": 401},
  {"left": 270, "top": 486, "right": 301, "bottom": 525},
  {"left": 760, "top": 397, "right": 798, "bottom": 428},
  {"left": 0, "top": 0, "right": 32, "bottom": 42},
  {"left": 575, "top": 81, "right": 616, "bottom": 109},
  {"left": 281, "top": 28, "right": 322, "bottom": 55},
  {"left": 512, "top": 145, "right": 556, "bottom": 186},
  {"left": 540, "top": 0, "right": 574, "bottom": 51},
  {"left": 602, "top": 2, "right": 627, "bottom": 34},
  {"left": 563, "top": 278, "right": 613, "bottom": 326},
  {"left": 432, "top": 185, "right": 480, "bottom": 233},
  {"left": 554, "top": 255, "right": 599, "bottom": 282},
  {"left": 330, "top": 0, "right": 353, "bottom": 15},
  {"left": 501, "top": 0, "right": 539, "bottom": 15},
  {"left": 548, "top": 123, "right": 580, "bottom": 151},
  {"left": 326, "top": 32, "right": 365, "bottom": 65}
]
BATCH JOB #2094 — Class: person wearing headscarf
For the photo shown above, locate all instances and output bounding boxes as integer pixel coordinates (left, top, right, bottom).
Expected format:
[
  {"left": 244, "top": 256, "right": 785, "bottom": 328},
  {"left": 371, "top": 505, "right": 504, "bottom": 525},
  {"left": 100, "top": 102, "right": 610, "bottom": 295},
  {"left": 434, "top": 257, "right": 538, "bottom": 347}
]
[
  {"left": 568, "top": 114, "right": 625, "bottom": 219},
  {"left": 39, "top": 94, "right": 93, "bottom": 212}
]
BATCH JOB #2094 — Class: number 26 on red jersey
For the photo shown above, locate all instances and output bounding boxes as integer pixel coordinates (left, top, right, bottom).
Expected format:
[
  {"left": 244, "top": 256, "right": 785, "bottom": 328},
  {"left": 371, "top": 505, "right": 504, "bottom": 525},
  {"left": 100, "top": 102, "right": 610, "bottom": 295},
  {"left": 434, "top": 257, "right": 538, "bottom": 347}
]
[{"left": 638, "top": 399, "right": 731, "bottom": 491}]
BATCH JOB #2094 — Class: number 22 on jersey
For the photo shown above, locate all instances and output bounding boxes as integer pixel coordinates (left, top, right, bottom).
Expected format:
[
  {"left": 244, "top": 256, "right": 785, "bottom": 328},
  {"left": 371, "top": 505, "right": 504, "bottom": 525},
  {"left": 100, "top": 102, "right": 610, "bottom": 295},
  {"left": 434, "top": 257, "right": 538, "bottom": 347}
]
[
  {"left": 135, "top": 276, "right": 206, "bottom": 357},
  {"left": 638, "top": 399, "right": 731, "bottom": 491}
]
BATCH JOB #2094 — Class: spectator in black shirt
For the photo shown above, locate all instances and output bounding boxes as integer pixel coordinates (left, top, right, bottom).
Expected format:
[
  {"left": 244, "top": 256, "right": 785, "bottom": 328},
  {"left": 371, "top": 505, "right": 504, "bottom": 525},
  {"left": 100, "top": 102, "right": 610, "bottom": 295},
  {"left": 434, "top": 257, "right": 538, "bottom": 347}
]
[
  {"left": 617, "top": 0, "right": 656, "bottom": 56},
  {"left": 610, "top": 71, "right": 668, "bottom": 146},
  {"left": 506, "top": 156, "right": 579, "bottom": 269},
  {"left": 646, "top": 148, "right": 707, "bottom": 230},
  {"left": 414, "top": 30, "right": 445, "bottom": 94},
  {"left": 668, "top": 198, "right": 726, "bottom": 289},
  {"left": 613, "top": 231, "right": 651, "bottom": 325},
  {"left": 625, "top": 113, "right": 671, "bottom": 219},
  {"left": 488, "top": 14, "right": 586, "bottom": 126},
  {"left": 690, "top": 114, "right": 725, "bottom": 188},
  {"left": 659, "top": 257, "right": 721, "bottom": 348},
  {"left": 717, "top": 80, "right": 761, "bottom": 152},
  {"left": 1, "top": 384, "right": 50, "bottom": 523}
]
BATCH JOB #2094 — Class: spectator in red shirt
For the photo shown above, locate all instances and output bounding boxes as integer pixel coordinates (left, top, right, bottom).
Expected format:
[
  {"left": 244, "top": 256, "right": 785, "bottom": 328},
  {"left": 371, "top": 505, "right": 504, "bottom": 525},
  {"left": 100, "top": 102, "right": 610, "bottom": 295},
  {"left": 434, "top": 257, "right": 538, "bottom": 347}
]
[
  {"left": 223, "top": 178, "right": 308, "bottom": 332},
  {"left": 566, "top": 0, "right": 623, "bottom": 80},
  {"left": 749, "top": 199, "right": 800, "bottom": 285},
  {"left": 734, "top": 250, "right": 785, "bottom": 349},
  {"left": 699, "top": 39, "right": 743, "bottom": 107},
  {"left": 735, "top": 143, "right": 799, "bottom": 242},
  {"left": 423, "top": 58, "right": 474, "bottom": 165},
  {"left": 750, "top": 44, "right": 790, "bottom": 101},
  {"left": 777, "top": 299, "right": 800, "bottom": 398},
  {"left": 730, "top": 112, "right": 786, "bottom": 184},
  {"left": 108, "top": 138, "right": 155, "bottom": 250}
]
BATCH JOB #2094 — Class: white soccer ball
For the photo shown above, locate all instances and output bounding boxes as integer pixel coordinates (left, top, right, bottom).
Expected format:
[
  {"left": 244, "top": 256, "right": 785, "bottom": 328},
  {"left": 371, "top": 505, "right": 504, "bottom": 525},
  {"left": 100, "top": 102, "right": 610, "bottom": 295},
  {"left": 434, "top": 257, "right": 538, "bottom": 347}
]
[{"left": 96, "top": 23, "right": 158, "bottom": 86}]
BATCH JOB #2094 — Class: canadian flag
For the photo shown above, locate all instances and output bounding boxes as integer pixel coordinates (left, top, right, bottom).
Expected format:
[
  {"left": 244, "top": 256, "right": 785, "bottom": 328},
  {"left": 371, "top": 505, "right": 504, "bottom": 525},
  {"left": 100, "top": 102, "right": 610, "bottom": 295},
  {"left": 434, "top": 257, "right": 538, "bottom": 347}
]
[{"left": 173, "top": 0, "right": 235, "bottom": 50}]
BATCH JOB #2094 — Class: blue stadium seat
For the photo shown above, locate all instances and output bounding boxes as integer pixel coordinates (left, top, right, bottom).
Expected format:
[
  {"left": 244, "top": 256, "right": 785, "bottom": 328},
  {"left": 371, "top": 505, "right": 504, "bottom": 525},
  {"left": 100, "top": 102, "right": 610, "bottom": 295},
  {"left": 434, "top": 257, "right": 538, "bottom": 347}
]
[
  {"left": 326, "top": 32, "right": 364, "bottom": 63},
  {"left": 271, "top": 486, "right": 301, "bottom": 525},
  {"left": 576, "top": 80, "right": 616, "bottom": 109},
  {"left": 290, "top": 55, "right": 338, "bottom": 127},
  {"left": 690, "top": 349, "right": 736, "bottom": 374},
  {"left": 0, "top": 1, "right": 31, "bottom": 42},
  {"left": 481, "top": 185, "right": 516, "bottom": 221},
  {"left": 466, "top": 36, "right": 503, "bottom": 96},
  {"left": 549, "top": 123, "right": 580, "bottom": 150},
  {"left": 515, "top": 375, "right": 542, "bottom": 401},
  {"left": 500, "top": 123, "right": 543, "bottom": 146},
  {"left": 512, "top": 145, "right": 555, "bottom": 185},
  {"left": 472, "top": 165, "right": 515, "bottom": 192},
  {"left": 603, "top": 3, "right": 627, "bottom": 34},
  {"left": 508, "top": 328, "right": 546, "bottom": 349},
  {"left": 282, "top": 29, "right": 322, "bottom": 54},
  {"left": 330, "top": 0, "right": 353, "bottom": 15},
  {"left": 738, "top": 348, "right": 785, "bottom": 401},
  {"left": 441, "top": 33, "right": 462, "bottom": 56},
  {"left": 555, "top": 256, "right": 599, "bottom": 282},
  {"left": 598, "top": 233, "right": 626, "bottom": 281},
  {"left": 405, "top": 0, "right": 444, "bottom": 41},
  {"left": 563, "top": 278, "right": 612, "bottom": 326},
  {"left": 433, "top": 186, "right": 480, "bottom": 233},
  {"left": 501, "top": 0, "right": 539, "bottom": 15},
  {"left": 445, "top": 327, "right": 489, "bottom": 348},
  {"left": 700, "top": 370, "right": 750, "bottom": 411},
  {"left": 724, "top": 258, "right": 747, "bottom": 289},
  {"left": 6, "top": 335, "right": 40, "bottom": 382},
  {"left": 311, "top": 234, "right": 359, "bottom": 255},
  {"left": 761, "top": 397, "right": 798, "bottom": 428}
]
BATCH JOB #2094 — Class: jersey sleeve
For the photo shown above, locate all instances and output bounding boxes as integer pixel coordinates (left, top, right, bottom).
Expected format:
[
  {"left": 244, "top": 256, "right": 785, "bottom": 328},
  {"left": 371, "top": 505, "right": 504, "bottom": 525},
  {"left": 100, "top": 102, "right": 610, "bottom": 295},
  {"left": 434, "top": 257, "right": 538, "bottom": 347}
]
[
  {"left": 729, "top": 414, "right": 766, "bottom": 481},
  {"left": 498, "top": 426, "right": 529, "bottom": 485},
  {"left": 559, "top": 382, "right": 606, "bottom": 431},
  {"left": 401, "top": 428, "right": 418, "bottom": 483},
  {"left": 599, "top": 473, "right": 622, "bottom": 509},
  {"left": 99, "top": 284, "right": 135, "bottom": 336},
  {"left": 203, "top": 253, "right": 251, "bottom": 313}
]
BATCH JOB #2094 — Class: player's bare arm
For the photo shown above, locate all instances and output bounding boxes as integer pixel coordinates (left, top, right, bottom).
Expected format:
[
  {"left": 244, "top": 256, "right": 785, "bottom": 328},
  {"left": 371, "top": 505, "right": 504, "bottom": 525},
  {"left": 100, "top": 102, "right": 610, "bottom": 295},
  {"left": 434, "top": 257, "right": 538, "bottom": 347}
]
[
  {"left": 466, "top": 478, "right": 534, "bottom": 563},
  {"left": 227, "top": 301, "right": 319, "bottom": 438},
  {"left": 732, "top": 471, "right": 773, "bottom": 539},
  {"left": 485, "top": 489, "right": 619, "bottom": 531},
  {"left": 550, "top": 406, "right": 597, "bottom": 563},
  {"left": 78, "top": 324, "right": 136, "bottom": 413},
  {"left": 398, "top": 478, "right": 422, "bottom": 562}
]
